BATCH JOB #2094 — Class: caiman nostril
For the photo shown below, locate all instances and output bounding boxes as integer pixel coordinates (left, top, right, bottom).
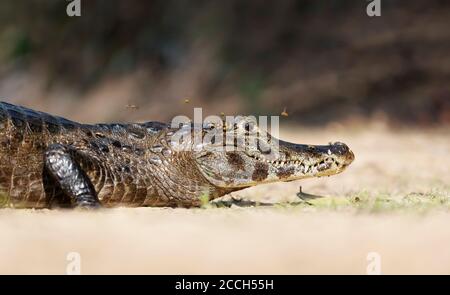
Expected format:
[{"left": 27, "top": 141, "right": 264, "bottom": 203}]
[{"left": 347, "top": 150, "right": 355, "bottom": 162}]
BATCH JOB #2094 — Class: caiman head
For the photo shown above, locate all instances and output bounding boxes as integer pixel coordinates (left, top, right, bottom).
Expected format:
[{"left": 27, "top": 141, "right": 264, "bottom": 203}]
[{"left": 171, "top": 116, "right": 354, "bottom": 190}]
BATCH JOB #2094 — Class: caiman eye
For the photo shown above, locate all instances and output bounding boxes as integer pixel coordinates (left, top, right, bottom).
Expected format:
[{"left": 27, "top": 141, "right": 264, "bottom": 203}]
[{"left": 203, "top": 122, "right": 217, "bottom": 130}]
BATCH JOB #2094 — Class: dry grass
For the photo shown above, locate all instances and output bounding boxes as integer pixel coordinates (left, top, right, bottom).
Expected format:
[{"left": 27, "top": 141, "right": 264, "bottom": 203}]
[{"left": 0, "top": 123, "right": 449, "bottom": 274}]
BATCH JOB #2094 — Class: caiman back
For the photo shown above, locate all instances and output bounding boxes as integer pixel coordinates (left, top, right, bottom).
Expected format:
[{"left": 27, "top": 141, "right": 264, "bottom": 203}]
[{"left": 0, "top": 101, "right": 199, "bottom": 208}]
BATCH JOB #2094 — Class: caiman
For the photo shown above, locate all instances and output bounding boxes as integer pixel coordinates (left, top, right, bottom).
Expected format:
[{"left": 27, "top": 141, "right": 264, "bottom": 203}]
[{"left": 0, "top": 101, "right": 354, "bottom": 209}]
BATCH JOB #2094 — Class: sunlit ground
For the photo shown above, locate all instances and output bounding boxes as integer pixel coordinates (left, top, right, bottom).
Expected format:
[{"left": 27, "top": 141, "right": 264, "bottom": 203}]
[{"left": 0, "top": 123, "right": 449, "bottom": 274}]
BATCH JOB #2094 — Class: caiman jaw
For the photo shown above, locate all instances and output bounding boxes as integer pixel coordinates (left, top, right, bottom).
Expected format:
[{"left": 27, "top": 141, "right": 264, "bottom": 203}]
[{"left": 244, "top": 141, "right": 355, "bottom": 185}]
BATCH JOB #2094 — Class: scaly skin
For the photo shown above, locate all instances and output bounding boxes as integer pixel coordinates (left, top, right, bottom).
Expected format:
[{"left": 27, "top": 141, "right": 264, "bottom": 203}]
[{"left": 0, "top": 101, "right": 354, "bottom": 209}]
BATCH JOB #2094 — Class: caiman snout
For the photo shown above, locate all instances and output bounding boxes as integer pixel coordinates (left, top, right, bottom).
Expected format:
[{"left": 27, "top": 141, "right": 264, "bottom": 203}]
[{"left": 331, "top": 142, "right": 355, "bottom": 164}]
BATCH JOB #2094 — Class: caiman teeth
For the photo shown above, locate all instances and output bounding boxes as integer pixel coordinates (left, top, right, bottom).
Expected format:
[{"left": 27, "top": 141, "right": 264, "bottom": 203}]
[
  {"left": 260, "top": 158, "right": 307, "bottom": 167},
  {"left": 252, "top": 154, "right": 342, "bottom": 173},
  {"left": 253, "top": 154, "right": 341, "bottom": 171}
]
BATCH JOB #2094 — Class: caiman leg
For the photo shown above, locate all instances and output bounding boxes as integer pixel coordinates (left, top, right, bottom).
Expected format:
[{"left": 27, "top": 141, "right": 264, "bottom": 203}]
[{"left": 44, "top": 144, "right": 100, "bottom": 208}]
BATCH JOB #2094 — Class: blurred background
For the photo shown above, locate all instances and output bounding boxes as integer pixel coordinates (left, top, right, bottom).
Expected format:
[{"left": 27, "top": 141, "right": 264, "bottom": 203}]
[
  {"left": 1, "top": 1, "right": 450, "bottom": 275},
  {"left": 0, "top": 0, "right": 449, "bottom": 125}
]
